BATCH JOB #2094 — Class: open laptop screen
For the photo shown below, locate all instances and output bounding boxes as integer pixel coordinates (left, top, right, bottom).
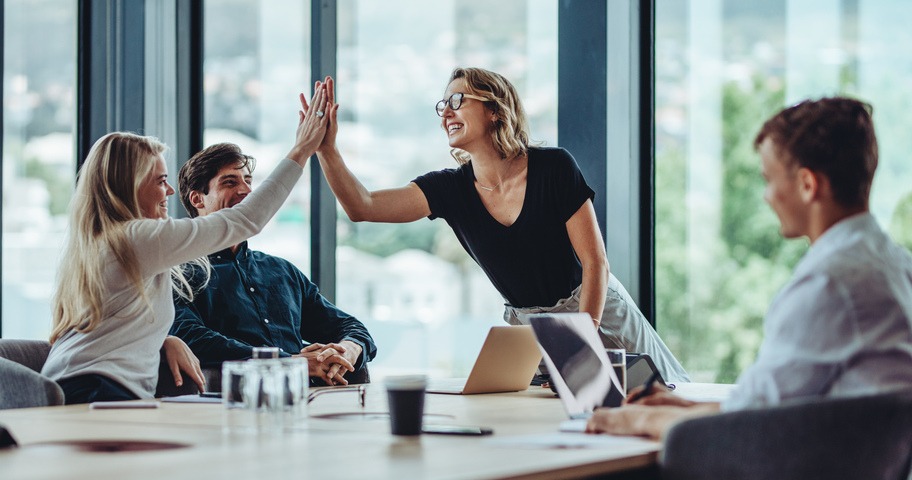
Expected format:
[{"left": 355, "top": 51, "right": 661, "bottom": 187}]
[{"left": 528, "top": 313, "right": 624, "bottom": 417}]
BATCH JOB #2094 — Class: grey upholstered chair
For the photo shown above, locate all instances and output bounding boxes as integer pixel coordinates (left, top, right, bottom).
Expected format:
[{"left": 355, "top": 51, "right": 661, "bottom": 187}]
[
  {"left": 0, "top": 339, "right": 65, "bottom": 409},
  {"left": 0, "top": 338, "right": 210, "bottom": 403},
  {"left": 660, "top": 389, "right": 912, "bottom": 480}
]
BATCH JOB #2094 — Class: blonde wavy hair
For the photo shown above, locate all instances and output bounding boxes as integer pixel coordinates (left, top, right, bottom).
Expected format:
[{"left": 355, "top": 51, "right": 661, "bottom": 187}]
[
  {"left": 447, "top": 67, "right": 531, "bottom": 165},
  {"left": 50, "top": 132, "right": 204, "bottom": 343}
]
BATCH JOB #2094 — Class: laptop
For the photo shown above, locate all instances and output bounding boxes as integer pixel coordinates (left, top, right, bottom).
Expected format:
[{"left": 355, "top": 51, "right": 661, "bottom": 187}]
[
  {"left": 426, "top": 326, "right": 542, "bottom": 395},
  {"left": 527, "top": 313, "right": 624, "bottom": 430}
]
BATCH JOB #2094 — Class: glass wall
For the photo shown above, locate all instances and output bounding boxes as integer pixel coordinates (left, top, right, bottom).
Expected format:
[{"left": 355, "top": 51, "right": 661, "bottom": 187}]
[
  {"left": 655, "top": 0, "right": 912, "bottom": 382},
  {"left": 334, "top": 0, "right": 558, "bottom": 377},
  {"left": 202, "top": 0, "right": 312, "bottom": 270},
  {"left": 2, "top": 0, "right": 77, "bottom": 339}
]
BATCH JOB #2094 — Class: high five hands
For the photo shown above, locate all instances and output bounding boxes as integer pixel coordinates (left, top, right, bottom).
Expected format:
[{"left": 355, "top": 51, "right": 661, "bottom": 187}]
[{"left": 299, "top": 76, "right": 339, "bottom": 154}]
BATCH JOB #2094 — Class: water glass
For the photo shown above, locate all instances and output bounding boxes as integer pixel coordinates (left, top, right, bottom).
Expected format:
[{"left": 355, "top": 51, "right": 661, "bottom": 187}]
[
  {"left": 221, "top": 360, "right": 255, "bottom": 433},
  {"left": 277, "top": 357, "right": 309, "bottom": 423},
  {"left": 252, "top": 346, "right": 280, "bottom": 359},
  {"left": 222, "top": 360, "right": 250, "bottom": 409},
  {"left": 605, "top": 348, "right": 627, "bottom": 394},
  {"left": 221, "top": 358, "right": 309, "bottom": 434}
]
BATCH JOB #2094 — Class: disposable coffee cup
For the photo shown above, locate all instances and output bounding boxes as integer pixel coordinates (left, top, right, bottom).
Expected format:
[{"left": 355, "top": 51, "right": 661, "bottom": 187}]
[{"left": 384, "top": 375, "right": 427, "bottom": 436}]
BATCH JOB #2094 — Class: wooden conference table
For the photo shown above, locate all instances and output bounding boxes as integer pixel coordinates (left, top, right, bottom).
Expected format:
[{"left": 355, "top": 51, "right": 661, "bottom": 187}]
[{"left": 0, "top": 383, "right": 732, "bottom": 480}]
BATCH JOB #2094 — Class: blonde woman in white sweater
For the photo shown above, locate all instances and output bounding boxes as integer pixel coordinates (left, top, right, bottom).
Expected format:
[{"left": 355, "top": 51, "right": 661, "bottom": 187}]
[{"left": 42, "top": 83, "right": 330, "bottom": 404}]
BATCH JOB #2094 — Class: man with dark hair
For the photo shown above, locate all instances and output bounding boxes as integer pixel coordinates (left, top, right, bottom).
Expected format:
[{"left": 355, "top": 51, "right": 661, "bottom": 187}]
[
  {"left": 171, "top": 143, "right": 377, "bottom": 386},
  {"left": 586, "top": 97, "right": 912, "bottom": 438}
]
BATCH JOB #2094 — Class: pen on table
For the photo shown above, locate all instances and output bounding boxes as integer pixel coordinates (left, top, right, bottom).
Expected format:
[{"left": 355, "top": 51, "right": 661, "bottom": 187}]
[{"left": 627, "top": 371, "right": 660, "bottom": 404}]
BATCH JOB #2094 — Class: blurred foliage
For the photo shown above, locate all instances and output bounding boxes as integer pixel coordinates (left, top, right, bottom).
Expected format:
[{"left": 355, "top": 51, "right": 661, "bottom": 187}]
[
  {"left": 890, "top": 193, "right": 912, "bottom": 252},
  {"left": 337, "top": 215, "right": 439, "bottom": 257},
  {"left": 658, "top": 68, "right": 912, "bottom": 383},
  {"left": 24, "top": 157, "right": 71, "bottom": 216},
  {"left": 657, "top": 78, "right": 808, "bottom": 383}
]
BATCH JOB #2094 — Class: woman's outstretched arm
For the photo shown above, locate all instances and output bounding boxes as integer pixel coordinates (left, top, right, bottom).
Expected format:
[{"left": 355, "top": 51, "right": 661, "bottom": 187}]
[{"left": 307, "top": 76, "right": 431, "bottom": 223}]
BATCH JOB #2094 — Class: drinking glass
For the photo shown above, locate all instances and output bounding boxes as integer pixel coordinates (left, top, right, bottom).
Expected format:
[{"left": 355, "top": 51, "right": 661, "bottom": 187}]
[
  {"left": 243, "top": 359, "right": 282, "bottom": 432},
  {"left": 252, "top": 346, "right": 280, "bottom": 359},
  {"left": 221, "top": 360, "right": 250, "bottom": 409},
  {"left": 605, "top": 348, "right": 627, "bottom": 394},
  {"left": 278, "top": 357, "right": 309, "bottom": 424},
  {"left": 221, "top": 360, "right": 255, "bottom": 433}
]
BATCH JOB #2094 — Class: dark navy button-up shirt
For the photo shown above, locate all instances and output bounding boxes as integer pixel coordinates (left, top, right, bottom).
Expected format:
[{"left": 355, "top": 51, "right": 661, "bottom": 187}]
[{"left": 170, "top": 242, "right": 377, "bottom": 372}]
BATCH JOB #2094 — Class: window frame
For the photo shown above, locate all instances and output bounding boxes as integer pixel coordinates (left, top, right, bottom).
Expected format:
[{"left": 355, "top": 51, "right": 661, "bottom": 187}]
[
  {"left": 558, "top": 1, "right": 655, "bottom": 323},
  {"left": 0, "top": 1, "right": 658, "bottom": 334}
]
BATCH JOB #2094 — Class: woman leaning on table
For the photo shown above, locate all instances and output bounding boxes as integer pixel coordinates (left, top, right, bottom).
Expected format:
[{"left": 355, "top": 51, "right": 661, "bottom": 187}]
[
  {"left": 41, "top": 82, "right": 331, "bottom": 404},
  {"left": 311, "top": 67, "right": 689, "bottom": 383}
]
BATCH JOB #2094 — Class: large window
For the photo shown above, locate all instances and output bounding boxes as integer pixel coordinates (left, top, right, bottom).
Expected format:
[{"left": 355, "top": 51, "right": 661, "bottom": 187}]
[
  {"left": 655, "top": 0, "right": 912, "bottom": 382},
  {"left": 19, "top": 1, "right": 911, "bottom": 390},
  {"left": 202, "top": 0, "right": 312, "bottom": 270},
  {"left": 2, "top": 0, "right": 77, "bottom": 339},
  {"left": 334, "top": 0, "right": 558, "bottom": 377}
]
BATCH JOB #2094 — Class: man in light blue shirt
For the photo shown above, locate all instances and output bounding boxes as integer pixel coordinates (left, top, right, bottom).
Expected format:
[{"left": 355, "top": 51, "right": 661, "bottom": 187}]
[{"left": 586, "top": 97, "right": 912, "bottom": 439}]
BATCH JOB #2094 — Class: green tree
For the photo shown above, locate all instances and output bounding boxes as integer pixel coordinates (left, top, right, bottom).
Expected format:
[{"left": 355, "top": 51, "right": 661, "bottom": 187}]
[
  {"left": 889, "top": 192, "right": 912, "bottom": 252},
  {"left": 658, "top": 77, "right": 809, "bottom": 383},
  {"left": 337, "top": 214, "right": 439, "bottom": 257}
]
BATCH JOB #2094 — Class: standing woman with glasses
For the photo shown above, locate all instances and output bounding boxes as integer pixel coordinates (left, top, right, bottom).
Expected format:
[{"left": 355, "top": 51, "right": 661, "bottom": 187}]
[
  {"left": 313, "top": 68, "right": 689, "bottom": 382},
  {"left": 41, "top": 83, "right": 330, "bottom": 404}
]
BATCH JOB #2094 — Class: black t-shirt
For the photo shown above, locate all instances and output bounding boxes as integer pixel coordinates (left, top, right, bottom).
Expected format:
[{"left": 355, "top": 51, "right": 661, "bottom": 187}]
[{"left": 413, "top": 147, "right": 595, "bottom": 307}]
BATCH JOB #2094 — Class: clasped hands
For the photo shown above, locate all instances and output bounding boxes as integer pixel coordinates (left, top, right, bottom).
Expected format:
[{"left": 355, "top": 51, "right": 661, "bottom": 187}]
[{"left": 296, "top": 341, "right": 362, "bottom": 386}]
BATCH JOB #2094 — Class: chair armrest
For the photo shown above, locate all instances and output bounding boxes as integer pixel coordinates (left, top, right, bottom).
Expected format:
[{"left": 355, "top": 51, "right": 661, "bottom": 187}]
[
  {"left": 0, "top": 357, "right": 65, "bottom": 409},
  {"left": 0, "top": 339, "right": 52, "bottom": 373}
]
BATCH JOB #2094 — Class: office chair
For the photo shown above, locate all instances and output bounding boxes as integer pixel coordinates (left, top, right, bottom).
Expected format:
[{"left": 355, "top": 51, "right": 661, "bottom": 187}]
[
  {"left": 0, "top": 339, "right": 64, "bottom": 409},
  {"left": 660, "top": 389, "right": 912, "bottom": 480}
]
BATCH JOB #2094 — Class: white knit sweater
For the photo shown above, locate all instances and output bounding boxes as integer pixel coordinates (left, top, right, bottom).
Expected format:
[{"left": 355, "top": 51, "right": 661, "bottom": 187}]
[{"left": 42, "top": 158, "right": 302, "bottom": 398}]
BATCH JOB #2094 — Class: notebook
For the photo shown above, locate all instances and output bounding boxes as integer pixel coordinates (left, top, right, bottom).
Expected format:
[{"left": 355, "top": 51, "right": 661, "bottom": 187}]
[
  {"left": 526, "top": 312, "right": 624, "bottom": 430},
  {"left": 426, "top": 326, "right": 542, "bottom": 395}
]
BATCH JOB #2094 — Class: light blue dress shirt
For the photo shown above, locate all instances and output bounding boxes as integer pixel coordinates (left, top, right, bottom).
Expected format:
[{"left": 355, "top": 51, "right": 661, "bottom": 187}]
[{"left": 724, "top": 212, "right": 912, "bottom": 411}]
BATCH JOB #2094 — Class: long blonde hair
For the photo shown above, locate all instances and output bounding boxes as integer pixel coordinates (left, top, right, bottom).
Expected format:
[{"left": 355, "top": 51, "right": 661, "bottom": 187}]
[
  {"left": 50, "top": 132, "right": 203, "bottom": 343},
  {"left": 447, "top": 67, "right": 531, "bottom": 165}
]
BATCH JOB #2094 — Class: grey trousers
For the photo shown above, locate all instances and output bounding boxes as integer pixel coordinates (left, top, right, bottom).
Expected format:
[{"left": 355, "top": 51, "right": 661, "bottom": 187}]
[{"left": 503, "top": 272, "right": 690, "bottom": 383}]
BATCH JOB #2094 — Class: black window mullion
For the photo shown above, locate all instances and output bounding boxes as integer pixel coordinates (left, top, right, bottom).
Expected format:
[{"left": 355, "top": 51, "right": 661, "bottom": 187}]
[
  {"left": 173, "top": 0, "right": 204, "bottom": 218},
  {"left": 559, "top": 1, "right": 656, "bottom": 327},
  {"left": 638, "top": 0, "right": 656, "bottom": 325},
  {"left": 77, "top": 0, "right": 145, "bottom": 167},
  {"left": 310, "top": 0, "right": 337, "bottom": 302}
]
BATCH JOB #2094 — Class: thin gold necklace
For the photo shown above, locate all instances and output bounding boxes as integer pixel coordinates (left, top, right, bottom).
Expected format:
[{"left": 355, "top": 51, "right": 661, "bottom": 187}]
[
  {"left": 475, "top": 157, "right": 519, "bottom": 192},
  {"left": 476, "top": 181, "right": 500, "bottom": 192}
]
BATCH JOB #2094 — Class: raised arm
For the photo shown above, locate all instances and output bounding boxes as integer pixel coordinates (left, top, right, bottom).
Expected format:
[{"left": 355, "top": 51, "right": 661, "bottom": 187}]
[
  {"left": 130, "top": 84, "right": 331, "bottom": 275},
  {"left": 307, "top": 76, "right": 431, "bottom": 223}
]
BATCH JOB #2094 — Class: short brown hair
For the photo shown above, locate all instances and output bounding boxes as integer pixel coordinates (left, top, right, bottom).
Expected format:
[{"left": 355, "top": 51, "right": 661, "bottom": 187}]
[
  {"left": 754, "top": 97, "right": 878, "bottom": 208},
  {"left": 178, "top": 143, "right": 255, "bottom": 217}
]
